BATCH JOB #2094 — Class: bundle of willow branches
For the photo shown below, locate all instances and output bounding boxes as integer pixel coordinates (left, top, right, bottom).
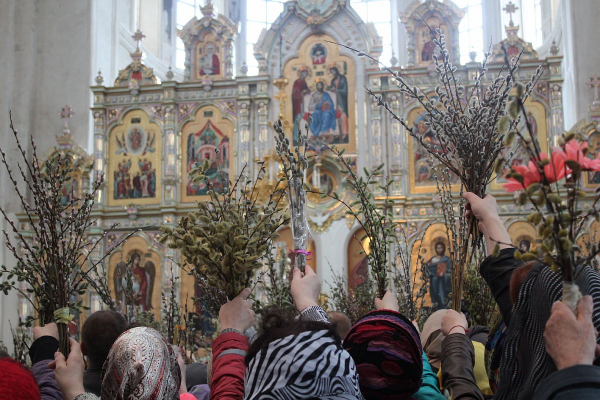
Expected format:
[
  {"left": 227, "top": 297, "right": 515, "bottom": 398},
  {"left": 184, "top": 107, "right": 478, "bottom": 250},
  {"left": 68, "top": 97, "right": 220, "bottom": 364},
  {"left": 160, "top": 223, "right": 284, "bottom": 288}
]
[
  {"left": 273, "top": 120, "right": 310, "bottom": 273},
  {"left": 328, "top": 272, "right": 375, "bottom": 325},
  {"left": 392, "top": 224, "right": 431, "bottom": 321},
  {"left": 161, "top": 157, "right": 288, "bottom": 300},
  {"left": 0, "top": 113, "right": 136, "bottom": 354},
  {"left": 321, "top": 145, "right": 396, "bottom": 299},
  {"left": 336, "top": 28, "right": 542, "bottom": 309}
]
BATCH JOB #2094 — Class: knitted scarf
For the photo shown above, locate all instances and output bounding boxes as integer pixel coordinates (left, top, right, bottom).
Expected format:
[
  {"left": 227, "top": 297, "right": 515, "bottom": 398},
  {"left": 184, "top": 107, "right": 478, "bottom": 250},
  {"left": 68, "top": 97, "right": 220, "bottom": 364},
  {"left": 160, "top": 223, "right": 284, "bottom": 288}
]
[
  {"left": 244, "top": 329, "right": 363, "bottom": 399},
  {"left": 494, "top": 264, "right": 600, "bottom": 400}
]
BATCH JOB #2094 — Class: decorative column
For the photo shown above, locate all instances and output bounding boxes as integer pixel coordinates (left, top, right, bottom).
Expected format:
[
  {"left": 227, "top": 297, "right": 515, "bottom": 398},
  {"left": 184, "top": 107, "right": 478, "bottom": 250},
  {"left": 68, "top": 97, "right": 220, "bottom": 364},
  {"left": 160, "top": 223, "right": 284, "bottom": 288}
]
[
  {"left": 163, "top": 106, "right": 177, "bottom": 203},
  {"left": 370, "top": 97, "right": 383, "bottom": 168},
  {"left": 256, "top": 100, "right": 269, "bottom": 162},
  {"left": 388, "top": 94, "right": 405, "bottom": 195},
  {"left": 547, "top": 45, "right": 564, "bottom": 145},
  {"left": 238, "top": 100, "right": 251, "bottom": 171}
]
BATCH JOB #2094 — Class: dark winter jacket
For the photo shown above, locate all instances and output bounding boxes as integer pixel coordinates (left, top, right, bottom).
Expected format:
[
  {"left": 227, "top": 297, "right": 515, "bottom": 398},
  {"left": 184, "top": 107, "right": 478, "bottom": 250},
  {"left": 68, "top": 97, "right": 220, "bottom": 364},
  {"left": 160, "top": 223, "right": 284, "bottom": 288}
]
[{"left": 29, "top": 336, "right": 63, "bottom": 400}]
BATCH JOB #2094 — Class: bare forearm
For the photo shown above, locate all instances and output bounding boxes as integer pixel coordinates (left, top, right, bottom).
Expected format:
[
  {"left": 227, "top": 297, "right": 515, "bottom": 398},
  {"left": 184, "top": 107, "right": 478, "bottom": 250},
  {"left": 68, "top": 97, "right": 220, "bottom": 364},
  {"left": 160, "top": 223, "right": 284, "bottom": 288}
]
[{"left": 482, "top": 215, "right": 512, "bottom": 255}]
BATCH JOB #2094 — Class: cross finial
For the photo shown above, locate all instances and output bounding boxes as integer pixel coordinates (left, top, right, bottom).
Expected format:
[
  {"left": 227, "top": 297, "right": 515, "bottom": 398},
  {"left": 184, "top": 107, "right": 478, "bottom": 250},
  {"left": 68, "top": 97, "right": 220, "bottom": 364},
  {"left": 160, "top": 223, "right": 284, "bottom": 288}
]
[
  {"left": 503, "top": 1, "right": 518, "bottom": 27},
  {"left": 60, "top": 105, "right": 75, "bottom": 133},
  {"left": 132, "top": 30, "right": 146, "bottom": 49},
  {"left": 589, "top": 75, "right": 600, "bottom": 103}
]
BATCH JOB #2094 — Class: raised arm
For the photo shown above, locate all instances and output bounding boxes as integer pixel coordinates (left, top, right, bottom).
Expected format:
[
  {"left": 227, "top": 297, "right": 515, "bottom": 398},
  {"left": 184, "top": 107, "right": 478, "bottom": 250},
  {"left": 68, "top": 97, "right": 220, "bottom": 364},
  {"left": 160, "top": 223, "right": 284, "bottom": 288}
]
[{"left": 210, "top": 288, "right": 255, "bottom": 400}]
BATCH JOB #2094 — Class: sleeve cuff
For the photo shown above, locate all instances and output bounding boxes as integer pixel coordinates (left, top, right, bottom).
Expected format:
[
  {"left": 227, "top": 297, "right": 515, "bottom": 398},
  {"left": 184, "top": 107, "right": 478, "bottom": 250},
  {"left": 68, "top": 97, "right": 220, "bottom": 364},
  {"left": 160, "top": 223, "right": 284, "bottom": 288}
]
[
  {"left": 297, "top": 305, "right": 330, "bottom": 323},
  {"left": 29, "top": 336, "right": 59, "bottom": 364}
]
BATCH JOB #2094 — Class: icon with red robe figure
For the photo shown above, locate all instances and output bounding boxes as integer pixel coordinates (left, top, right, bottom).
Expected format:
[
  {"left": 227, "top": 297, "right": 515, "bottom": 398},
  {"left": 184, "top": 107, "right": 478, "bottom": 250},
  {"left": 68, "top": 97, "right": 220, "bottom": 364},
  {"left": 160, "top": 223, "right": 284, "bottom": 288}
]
[
  {"left": 292, "top": 66, "right": 311, "bottom": 142},
  {"left": 114, "top": 251, "right": 155, "bottom": 312},
  {"left": 199, "top": 42, "right": 220, "bottom": 76}
]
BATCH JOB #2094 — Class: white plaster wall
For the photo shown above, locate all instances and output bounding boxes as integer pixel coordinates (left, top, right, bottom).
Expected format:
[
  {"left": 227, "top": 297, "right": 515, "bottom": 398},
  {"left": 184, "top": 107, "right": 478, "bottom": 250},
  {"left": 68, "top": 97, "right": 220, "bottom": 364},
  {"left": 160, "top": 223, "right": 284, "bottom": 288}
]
[
  {"left": 0, "top": 0, "right": 94, "bottom": 351},
  {"left": 560, "top": 0, "right": 600, "bottom": 129}
]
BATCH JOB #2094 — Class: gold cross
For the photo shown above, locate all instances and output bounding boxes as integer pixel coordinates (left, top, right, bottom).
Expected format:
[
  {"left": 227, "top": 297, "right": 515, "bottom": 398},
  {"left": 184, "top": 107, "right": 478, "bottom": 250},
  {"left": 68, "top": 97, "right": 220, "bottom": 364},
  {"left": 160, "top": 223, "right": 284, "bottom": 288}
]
[{"left": 503, "top": 1, "right": 519, "bottom": 26}]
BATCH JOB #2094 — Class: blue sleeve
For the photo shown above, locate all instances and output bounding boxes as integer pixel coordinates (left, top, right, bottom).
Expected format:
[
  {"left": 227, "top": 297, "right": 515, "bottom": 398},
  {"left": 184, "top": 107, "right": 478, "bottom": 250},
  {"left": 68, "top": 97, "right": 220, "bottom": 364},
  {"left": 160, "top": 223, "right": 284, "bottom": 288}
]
[{"left": 412, "top": 351, "right": 446, "bottom": 400}]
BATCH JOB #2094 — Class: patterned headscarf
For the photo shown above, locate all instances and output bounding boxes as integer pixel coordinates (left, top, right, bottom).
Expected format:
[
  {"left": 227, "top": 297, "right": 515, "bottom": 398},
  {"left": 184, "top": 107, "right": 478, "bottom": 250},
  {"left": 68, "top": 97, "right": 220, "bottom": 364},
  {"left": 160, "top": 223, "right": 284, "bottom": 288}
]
[
  {"left": 102, "top": 327, "right": 180, "bottom": 400},
  {"left": 494, "top": 264, "right": 600, "bottom": 400},
  {"left": 244, "top": 329, "right": 363, "bottom": 399},
  {"left": 343, "top": 310, "right": 423, "bottom": 400}
]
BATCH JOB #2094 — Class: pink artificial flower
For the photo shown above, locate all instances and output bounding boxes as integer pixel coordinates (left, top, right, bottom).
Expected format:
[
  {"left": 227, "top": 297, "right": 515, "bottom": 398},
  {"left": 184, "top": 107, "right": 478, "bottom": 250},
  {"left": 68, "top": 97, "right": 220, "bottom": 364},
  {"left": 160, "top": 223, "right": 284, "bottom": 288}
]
[
  {"left": 556, "top": 140, "right": 600, "bottom": 172},
  {"left": 503, "top": 161, "right": 542, "bottom": 192},
  {"left": 541, "top": 152, "right": 567, "bottom": 183}
]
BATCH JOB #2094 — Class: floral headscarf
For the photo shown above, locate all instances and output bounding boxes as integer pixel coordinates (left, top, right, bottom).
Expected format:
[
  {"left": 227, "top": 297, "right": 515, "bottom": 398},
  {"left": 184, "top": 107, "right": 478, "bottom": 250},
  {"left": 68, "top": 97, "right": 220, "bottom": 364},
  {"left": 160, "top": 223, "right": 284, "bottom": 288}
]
[{"left": 101, "top": 327, "right": 180, "bottom": 400}]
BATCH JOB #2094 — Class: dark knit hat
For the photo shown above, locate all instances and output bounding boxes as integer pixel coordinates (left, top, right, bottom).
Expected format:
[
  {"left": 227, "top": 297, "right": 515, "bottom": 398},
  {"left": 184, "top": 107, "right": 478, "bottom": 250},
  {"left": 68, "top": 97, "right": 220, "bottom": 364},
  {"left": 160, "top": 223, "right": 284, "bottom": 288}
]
[
  {"left": 0, "top": 358, "right": 41, "bottom": 400},
  {"left": 343, "top": 310, "right": 423, "bottom": 400}
]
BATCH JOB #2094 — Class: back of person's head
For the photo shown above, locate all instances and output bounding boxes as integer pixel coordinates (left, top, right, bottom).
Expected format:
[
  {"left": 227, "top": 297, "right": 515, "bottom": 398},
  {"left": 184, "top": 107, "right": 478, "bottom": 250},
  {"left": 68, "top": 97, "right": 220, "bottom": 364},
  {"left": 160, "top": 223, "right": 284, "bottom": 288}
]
[
  {"left": 101, "top": 327, "right": 180, "bottom": 399},
  {"left": 246, "top": 308, "right": 336, "bottom": 363},
  {"left": 0, "top": 349, "right": 11, "bottom": 359},
  {"left": 244, "top": 309, "right": 362, "bottom": 399},
  {"left": 81, "top": 310, "right": 127, "bottom": 367},
  {"left": 329, "top": 311, "right": 352, "bottom": 340},
  {"left": 0, "top": 358, "right": 40, "bottom": 399},
  {"left": 343, "top": 310, "right": 423, "bottom": 400}
]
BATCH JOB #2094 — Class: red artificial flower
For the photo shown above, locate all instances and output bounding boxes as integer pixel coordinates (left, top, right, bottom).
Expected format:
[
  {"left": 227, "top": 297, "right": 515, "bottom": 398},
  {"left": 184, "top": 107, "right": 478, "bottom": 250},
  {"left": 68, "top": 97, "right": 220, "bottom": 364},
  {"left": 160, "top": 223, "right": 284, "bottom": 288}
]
[
  {"left": 503, "top": 160, "right": 542, "bottom": 192},
  {"left": 555, "top": 140, "right": 600, "bottom": 172}
]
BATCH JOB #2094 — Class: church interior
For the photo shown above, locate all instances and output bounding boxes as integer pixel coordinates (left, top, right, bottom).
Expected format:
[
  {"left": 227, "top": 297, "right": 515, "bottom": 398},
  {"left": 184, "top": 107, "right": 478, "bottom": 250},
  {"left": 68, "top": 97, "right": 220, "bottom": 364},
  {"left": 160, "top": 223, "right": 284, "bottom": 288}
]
[{"left": 1, "top": 0, "right": 599, "bottom": 357}]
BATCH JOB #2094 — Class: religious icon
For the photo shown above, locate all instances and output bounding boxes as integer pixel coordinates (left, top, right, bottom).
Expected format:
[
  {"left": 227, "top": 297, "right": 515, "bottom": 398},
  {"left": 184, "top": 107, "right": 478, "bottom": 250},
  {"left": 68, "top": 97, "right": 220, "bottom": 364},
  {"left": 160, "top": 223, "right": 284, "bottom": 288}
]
[
  {"left": 286, "top": 36, "right": 354, "bottom": 149},
  {"left": 199, "top": 41, "right": 220, "bottom": 76},
  {"left": 292, "top": 66, "right": 311, "bottom": 138},
  {"left": 518, "top": 238, "right": 531, "bottom": 253},
  {"left": 113, "top": 251, "right": 156, "bottom": 312},
  {"left": 503, "top": 108, "right": 539, "bottom": 168},
  {"left": 304, "top": 79, "right": 338, "bottom": 139},
  {"left": 328, "top": 63, "right": 349, "bottom": 140},
  {"left": 185, "top": 120, "right": 230, "bottom": 196},
  {"left": 416, "top": 17, "right": 448, "bottom": 66},
  {"left": 347, "top": 229, "right": 369, "bottom": 289},
  {"left": 421, "top": 30, "right": 435, "bottom": 63},
  {"left": 587, "top": 132, "right": 600, "bottom": 185},
  {"left": 425, "top": 239, "right": 452, "bottom": 310},
  {"left": 60, "top": 177, "right": 79, "bottom": 206},
  {"left": 311, "top": 44, "right": 327, "bottom": 65},
  {"left": 412, "top": 113, "right": 456, "bottom": 186}
]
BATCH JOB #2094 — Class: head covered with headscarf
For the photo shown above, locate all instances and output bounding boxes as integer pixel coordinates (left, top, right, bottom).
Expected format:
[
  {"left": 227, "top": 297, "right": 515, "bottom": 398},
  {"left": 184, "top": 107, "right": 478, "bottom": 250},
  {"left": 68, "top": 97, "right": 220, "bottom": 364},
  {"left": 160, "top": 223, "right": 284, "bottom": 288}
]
[
  {"left": 102, "top": 327, "right": 181, "bottom": 400},
  {"left": 495, "top": 263, "right": 600, "bottom": 400},
  {"left": 244, "top": 328, "right": 363, "bottom": 399},
  {"left": 343, "top": 310, "right": 423, "bottom": 400}
]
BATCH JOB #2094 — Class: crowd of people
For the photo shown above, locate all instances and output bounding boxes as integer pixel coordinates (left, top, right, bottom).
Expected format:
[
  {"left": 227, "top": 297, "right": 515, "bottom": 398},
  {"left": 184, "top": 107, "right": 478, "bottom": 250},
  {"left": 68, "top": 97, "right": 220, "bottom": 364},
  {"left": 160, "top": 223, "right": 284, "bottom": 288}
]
[{"left": 2, "top": 193, "right": 600, "bottom": 399}]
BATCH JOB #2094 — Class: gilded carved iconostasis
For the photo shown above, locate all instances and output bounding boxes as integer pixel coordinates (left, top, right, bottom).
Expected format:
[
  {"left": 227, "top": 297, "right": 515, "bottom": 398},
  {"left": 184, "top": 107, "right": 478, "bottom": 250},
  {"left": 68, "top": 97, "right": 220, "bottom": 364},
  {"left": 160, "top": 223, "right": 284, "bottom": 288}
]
[{"left": 16, "top": 0, "right": 600, "bottom": 328}]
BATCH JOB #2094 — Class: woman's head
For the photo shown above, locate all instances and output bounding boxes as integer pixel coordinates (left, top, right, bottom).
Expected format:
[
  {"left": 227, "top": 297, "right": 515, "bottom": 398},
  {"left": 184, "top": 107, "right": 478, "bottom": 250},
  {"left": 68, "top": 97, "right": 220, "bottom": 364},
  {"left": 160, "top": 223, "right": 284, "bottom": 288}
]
[
  {"left": 101, "top": 327, "right": 180, "bottom": 400},
  {"left": 0, "top": 358, "right": 40, "bottom": 400},
  {"left": 343, "top": 310, "right": 423, "bottom": 400},
  {"left": 244, "top": 310, "right": 362, "bottom": 399}
]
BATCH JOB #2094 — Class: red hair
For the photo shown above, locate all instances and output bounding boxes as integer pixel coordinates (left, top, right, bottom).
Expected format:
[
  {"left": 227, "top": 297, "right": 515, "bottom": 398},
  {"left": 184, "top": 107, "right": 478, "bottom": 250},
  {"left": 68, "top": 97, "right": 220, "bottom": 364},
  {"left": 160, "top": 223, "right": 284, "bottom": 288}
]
[{"left": 509, "top": 261, "right": 537, "bottom": 304}]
